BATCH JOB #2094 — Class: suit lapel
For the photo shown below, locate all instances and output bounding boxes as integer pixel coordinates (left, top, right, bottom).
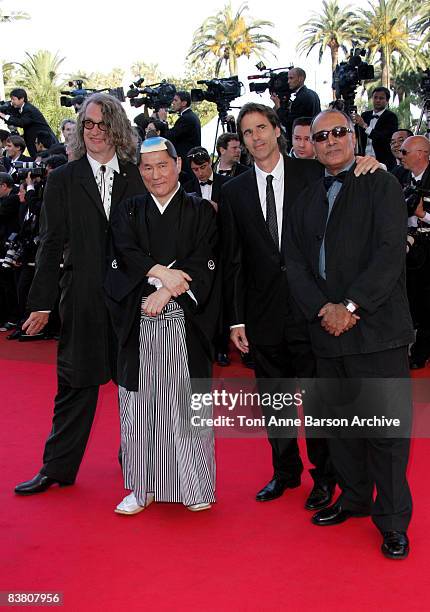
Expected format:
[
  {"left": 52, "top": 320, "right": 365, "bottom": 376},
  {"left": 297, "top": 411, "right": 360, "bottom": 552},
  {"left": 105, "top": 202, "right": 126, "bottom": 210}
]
[
  {"left": 111, "top": 163, "right": 131, "bottom": 214},
  {"left": 76, "top": 156, "right": 106, "bottom": 219}
]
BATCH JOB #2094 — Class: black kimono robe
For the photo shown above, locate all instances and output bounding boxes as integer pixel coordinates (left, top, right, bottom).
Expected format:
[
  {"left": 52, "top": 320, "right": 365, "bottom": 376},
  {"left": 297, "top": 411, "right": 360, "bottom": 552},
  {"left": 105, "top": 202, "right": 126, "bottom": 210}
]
[{"left": 104, "top": 188, "right": 220, "bottom": 391}]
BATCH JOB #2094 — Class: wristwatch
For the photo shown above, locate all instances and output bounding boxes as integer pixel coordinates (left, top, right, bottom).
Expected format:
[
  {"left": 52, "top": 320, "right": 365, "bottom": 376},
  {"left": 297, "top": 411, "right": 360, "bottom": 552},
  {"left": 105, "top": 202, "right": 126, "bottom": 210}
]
[{"left": 342, "top": 299, "right": 358, "bottom": 313}]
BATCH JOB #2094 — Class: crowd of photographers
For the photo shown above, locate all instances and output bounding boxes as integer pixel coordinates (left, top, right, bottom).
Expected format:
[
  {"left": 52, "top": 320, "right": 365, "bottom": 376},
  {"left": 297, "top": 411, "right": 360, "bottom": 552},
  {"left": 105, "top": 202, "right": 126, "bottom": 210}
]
[{"left": 0, "top": 67, "right": 429, "bottom": 367}]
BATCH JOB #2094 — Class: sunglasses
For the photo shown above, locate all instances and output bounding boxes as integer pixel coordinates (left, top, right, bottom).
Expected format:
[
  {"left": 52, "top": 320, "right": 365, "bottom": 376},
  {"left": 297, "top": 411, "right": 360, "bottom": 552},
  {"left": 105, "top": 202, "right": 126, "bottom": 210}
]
[
  {"left": 82, "top": 119, "right": 109, "bottom": 132},
  {"left": 187, "top": 152, "right": 210, "bottom": 164},
  {"left": 312, "top": 126, "right": 353, "bottom": 143},
  {"left": 399, "top": 149, "right": 427, "bottom": 156}
]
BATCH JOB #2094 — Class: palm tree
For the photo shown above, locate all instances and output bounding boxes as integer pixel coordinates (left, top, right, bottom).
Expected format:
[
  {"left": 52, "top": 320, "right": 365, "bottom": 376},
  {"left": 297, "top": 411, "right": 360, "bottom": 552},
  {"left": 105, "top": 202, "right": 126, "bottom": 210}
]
[
  {"left": 412, "top": 0, "right": 430, "bottom": 49},
  {"left": 354, "top": 0, "right": 418, "bottom": 89},
  {"left": 0, "top": 1, "right": 29, "bottom": 99},
  {"left": 188, "top": 1, "right": 279, "bottom": 77},
  {"left": 297, "top": 0, "right": 358, "bottom": 97}
]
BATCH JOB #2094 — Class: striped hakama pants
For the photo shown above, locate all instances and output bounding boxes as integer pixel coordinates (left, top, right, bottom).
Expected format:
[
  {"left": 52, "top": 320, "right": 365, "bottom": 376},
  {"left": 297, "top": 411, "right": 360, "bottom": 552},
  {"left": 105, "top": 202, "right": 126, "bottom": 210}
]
[{"left": 118, "top": 300, "right": 216, "bottom": 507}]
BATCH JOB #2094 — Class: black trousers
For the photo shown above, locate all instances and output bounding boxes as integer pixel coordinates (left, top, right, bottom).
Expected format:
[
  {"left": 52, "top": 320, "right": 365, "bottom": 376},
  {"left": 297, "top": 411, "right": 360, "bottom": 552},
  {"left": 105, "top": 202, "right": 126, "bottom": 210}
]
[
  {"left": 316, "top": 347, "right": 412, "bottom": 533},
  {"left": 40, "top": 380, "right": 100, "bottom": 483},
  {"left": 252, "top": 314, "right": 334, "bottom": 485},
  {"left": 407, "top": 249, "right": 430, "bottom": 363}
]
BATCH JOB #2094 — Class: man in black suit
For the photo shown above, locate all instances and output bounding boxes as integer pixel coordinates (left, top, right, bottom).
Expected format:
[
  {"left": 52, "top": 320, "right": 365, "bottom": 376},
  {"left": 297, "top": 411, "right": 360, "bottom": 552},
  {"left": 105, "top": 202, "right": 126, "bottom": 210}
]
[
  {"left": 14, "top": 93, "right": 144, "bottom": 495},
  {"left": 355, "top": 86, "right": 398, "bottom": 170},
  {"left": 220, "top": 103, "right": 337, "bottom": 509},
  {"left": 0, "top": 88, "right": 58, "bottom": 158},
  {"left": 3, "top": 135, "right": 33, "bottom": 176},
  {"left": 158, "top": 91, "right": 201, "bottom": 178},
  {"left": 274, "top": 67, "right": 321, "bottom": 148},
  {"left": 286, "top": 109, "right": 414, "bottom": 559},
  {"left": 390, "top": 129, "right": 413, "bottom": 187},
  {"left": 214, "top": 133, "right": 250, "bottom": 177},
  {"left": 184, "top": 146, "right": 231, "bottom": 207},
  {"left": 400, "top": 135, "right": 430, "bottom": 369}
]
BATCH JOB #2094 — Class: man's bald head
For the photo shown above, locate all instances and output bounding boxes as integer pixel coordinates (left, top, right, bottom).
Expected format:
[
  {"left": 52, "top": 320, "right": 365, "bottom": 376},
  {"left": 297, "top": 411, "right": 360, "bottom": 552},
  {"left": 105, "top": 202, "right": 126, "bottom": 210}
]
[{"left": 400, "top": 135, "right": 430, "bottom": 173}]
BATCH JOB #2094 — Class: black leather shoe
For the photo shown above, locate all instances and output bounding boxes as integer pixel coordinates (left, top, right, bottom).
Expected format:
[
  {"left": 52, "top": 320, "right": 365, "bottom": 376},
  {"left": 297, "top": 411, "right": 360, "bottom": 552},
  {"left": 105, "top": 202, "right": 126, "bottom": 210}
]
[
  {"left": 216, "top": 352, "right": 230, "bottom": 367},
  {"left": 409, "top": 357, "right": 427, "bottom": 370},
  {"left": 6, "top": 329, "right": 22, "bottom": 340},
  {"left": 312, "top": 502, "right": 369, "bottom": 525},
  {"left": 19, "top": 332, "right": 45, "bottom": 342},
  {"left": 14, "top": 473, "right": 72, "bottom": 495},
  {"left": 256, "top": 476, "right": 301, "bottom": 502},
  {"left": 381, "top": 531, "right": 409, "bottom": 559},
  {"left": 305, "top": 482, "right": 335, "bottom": 510}
]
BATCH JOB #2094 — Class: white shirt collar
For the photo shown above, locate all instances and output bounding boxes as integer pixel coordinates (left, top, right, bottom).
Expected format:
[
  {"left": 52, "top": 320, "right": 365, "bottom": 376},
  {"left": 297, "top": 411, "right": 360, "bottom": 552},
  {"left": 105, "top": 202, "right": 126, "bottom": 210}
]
[
  {"left": 255, "top": 153, "right": 284, "bottom": 182},
  {"left": 412, "top": 170, "right": 425, "bottom": 181},
  {"left": 180, "top": 107, "right": 191, "bottom": 116},
  {"left": 87, "top": 153, "right": 119, "bottom": 176},
  {"left": 151, "top": 182, "right": 181, "bottom": 214},
  {"left": 373, "top": 108, "right": 386, "bottom": 117}
]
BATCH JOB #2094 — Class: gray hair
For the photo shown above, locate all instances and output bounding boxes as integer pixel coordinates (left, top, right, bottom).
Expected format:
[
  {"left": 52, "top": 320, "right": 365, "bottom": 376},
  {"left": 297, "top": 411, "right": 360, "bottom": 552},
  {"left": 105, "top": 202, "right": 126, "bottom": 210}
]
[
  {"left": 60, "top": 118, "right": 76, "bottom": 131},
  {"left": 69, "top": 93, "right": 137, "bottom": 163}
]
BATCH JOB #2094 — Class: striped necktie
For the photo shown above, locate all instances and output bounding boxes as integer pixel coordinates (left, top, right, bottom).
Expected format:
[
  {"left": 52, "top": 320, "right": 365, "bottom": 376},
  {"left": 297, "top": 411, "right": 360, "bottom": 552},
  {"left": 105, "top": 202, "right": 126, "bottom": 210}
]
[{"left": 266, "top": 175, "right": 279, "bottom": 248}]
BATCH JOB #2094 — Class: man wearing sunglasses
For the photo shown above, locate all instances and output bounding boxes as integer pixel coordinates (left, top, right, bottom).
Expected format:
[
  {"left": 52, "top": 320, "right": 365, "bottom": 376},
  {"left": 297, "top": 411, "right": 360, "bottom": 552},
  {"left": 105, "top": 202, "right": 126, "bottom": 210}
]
[
  {"left": 286, "top": 109, "right": 414, "bottom": 559},
  {"left": 400, "top": 135, "right": 430, "bottom": 369},
  {"left": 390, "top": 129, "right": 414, "bottom": 187},
  {"left": 15, "top": 93, "right": 144, "bottom": 495}
]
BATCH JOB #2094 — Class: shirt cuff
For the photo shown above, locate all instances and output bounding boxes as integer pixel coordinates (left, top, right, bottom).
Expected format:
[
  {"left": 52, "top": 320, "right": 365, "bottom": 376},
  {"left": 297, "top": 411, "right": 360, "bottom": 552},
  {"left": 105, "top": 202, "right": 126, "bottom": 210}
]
[
  {"left": 230, "top": 324, "right": 245, "bottom": 329},
  {"left": 26, "top": 185, "right": 35, "bottom": 192},
  {"left": 37, "top": 311, "right": 51, "bottom": 314},
  {"left": 365, "top": 127, "right": 372, "bottom": 135},
  {"left": 423, "top": 212, "right": 430, "bottom": 225}
]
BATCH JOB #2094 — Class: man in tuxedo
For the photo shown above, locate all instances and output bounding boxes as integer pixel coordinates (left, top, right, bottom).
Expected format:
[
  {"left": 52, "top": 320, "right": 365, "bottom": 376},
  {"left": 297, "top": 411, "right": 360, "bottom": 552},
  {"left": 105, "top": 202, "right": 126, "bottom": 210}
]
[
  {"left": 214, "top": 133, "right": 250, "bottom": 177},
  {"left": 0, "top": 89, "right": 58, "bottom": 158},
  {"left": 3, "top": 135, "right": 33, "bottom": 176},
  {"left": 220, "top": 102, "right": 336, "bottom": 509},
  {"left": 158, "top": 91, "right": 201, "bottom": 178},
  {"left": 400, "top": 135, "right": 430, "bottom": 369},
  {"left": 290, "top": 117, "right": 315, "bottom": 159},
  {"left": 14, "top": 93, "right": 144, "bottom": 495},
  {"left": 355, "top": 87, "right": 398, "bottom": 170},
  {"left": 286, "top": 109, "right": 413, "bottom": 559},
  {"left": 278, "top": 67, "right": 321, "bottom": 147},
  {"left": 184, "top": 146, "right": 231, "bottom": 208},
  {"left": 390, "top": 129, "right": 414, "bottom": 187}
]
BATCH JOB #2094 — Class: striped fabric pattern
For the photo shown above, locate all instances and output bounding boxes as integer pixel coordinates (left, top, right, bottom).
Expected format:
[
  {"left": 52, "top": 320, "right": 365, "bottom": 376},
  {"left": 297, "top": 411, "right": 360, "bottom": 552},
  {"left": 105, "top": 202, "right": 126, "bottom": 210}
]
[{"left": 119, "top": 300, "right": 216, "bottom": 507}]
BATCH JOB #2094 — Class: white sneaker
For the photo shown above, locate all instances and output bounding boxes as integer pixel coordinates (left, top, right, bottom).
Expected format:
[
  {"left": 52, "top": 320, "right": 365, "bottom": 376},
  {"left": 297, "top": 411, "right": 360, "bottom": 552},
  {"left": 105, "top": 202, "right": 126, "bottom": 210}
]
[
  {"left": 187, "top": 503, "right": 212, "bottom": 512},
  {"left": 114, "top": 492, "right": 154, "bottom": 515}
]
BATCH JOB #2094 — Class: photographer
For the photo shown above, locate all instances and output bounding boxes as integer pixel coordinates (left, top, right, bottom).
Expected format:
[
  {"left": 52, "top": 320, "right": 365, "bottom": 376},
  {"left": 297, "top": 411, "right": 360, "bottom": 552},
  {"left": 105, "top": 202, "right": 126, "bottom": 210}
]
[
  {"left": 0, "top": 88, "right": 58, "bottom": 158},
  {"left": 0, "top": 173, "right": 20, "bottom": 330},
  {"left": 275, "top": 68, "right": 320, "bottom": 147},
  {"left": 3, "top": 135, "right": 32, "bottom": 176},
  {"left": 214, "top": 133, "right": 250, "bottom": 177},
  {"left": 8, "top": 155, "right": 68, "bottom": 341},
  {"left": 354, "top": 87, "right": 398, "bottom": 170},
  {"left": 158, "top": 91, "right": 201, "bottom": 176},
  {"left": 400, "top": 135, "right": 430, "bottom": 369}
]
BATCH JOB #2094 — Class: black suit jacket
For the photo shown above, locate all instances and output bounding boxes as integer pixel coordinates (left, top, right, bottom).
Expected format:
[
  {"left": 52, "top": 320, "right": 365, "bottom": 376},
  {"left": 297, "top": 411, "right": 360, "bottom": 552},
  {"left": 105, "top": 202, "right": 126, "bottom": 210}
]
[
  {"left": 183, "top": 172, "right": 232, "bottom": 203},
  {"left": 4, "top": 103, "right": 58, "bottom": 158},
  {"left": 286, "top": 167, "right": 414, "bottom": 357},
  {"left": 27, "top": 155, "right": 144, "bottom": 387},
  {"left": 0, "top": 187, "right": 20, "bottom": 252},
  {"left": 391, "top": 163, "right": 410, "bottom": 187},
  {"left": 359, "top": 109, "right": 398, "bottom": 170},
  {"left": 167, "top": 108, "right": 201, "bottom": 161},
  {"left": 282, "top": 86, "right": 321, "bottom": 144},
  {"left": 3, "top": 153, "right": 33, "bottom": 174},
  {"left": 219, "top": 155, "right": 323, "bottom": 345}
]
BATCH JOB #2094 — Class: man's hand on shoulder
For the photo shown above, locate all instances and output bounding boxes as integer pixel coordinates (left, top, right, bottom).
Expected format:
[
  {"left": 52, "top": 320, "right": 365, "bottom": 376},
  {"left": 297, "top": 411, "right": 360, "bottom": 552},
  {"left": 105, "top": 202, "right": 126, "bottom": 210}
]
[{"left": 354, "top": 156, "right": 382, "bottom": 175}]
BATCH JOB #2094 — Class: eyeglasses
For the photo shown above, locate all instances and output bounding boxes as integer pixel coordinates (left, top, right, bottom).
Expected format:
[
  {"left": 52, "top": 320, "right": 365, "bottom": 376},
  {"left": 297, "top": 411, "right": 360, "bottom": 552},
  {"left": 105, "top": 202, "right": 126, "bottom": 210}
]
[
  {"left": 312, "top": 126, "right": 353, "bottom": 143},
  {"left": 399, "top": 149, "right": 427, "bottom": 156},
  {"left": 82, "top": 119, "right": 109, "bottom": 132}
]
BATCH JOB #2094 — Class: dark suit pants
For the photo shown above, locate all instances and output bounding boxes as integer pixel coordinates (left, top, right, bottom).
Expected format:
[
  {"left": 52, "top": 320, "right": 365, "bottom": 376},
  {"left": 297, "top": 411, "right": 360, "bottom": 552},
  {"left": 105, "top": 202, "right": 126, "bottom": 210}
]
[
  {"left": 252, "top": 316, "right": 333, "bottom": 484},
  {"left": 40, "top": 380, "right": 100, "bottom": 483},
  {"left": 316, "top": 347, "right": 412, "bottom": 533},
  {"left": 407, "top": 251, "right": 430, "bottom": 363}
]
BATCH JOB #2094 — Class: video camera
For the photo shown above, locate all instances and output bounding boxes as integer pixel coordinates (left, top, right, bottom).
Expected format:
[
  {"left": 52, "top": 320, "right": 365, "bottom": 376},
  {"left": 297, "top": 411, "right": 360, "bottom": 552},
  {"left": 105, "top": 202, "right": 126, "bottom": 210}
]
[
  {"left": 404, "top": 185, "right": 430, "bottom": 217},
  {"left": 60, "top": 80, "right": 125, "bottom": 110},
  {"left": 332, "top": 47, "right": 374, "bottom": 113},
  {"left": 0, "top": 100, "right": 13, "bottom": 114},
  {"left": 13, "top": 160, "right": 47, "bottom": 181},
  {"left": 0, "top": 231, "right": 40, "bottom": 268},
  {"left": 191, "top": 76, "right": 242, "bottom": 120},
  {"left": 126, "top": 78, "right": 176, "bottom": 111},
  {"left": 248, "top": 62, "right": 292, "bottom": 102}
]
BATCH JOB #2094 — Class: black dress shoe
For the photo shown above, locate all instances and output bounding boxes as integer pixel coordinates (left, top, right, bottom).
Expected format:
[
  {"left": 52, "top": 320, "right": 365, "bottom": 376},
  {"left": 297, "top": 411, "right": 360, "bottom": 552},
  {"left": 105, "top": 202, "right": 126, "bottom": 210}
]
[
  {"left": 381, "top": 531, "right": 409, "bottom": 559},
  {"left": 14, "top": 473, "right": 72, "bottom": 495},
  {"left": 216, "top": 352, "right": 230, "bottom": 367},
  {"left": 19, "top": 332, "right": 45, "bottom": 342},
  {"left": 312, "top": 502, "right": 369, "bottom": 525},
  {"left": 6, "top": 329, "right": 22, "bottom": 340},
  {"left": 305, "top": 482, "right": 335, "bottom": 510},
  {"left": 409, "top": 357, "right": 427, "bottom": 370},
  {"left": 256, "top": 476, "right": 301, "bottom": 502}
]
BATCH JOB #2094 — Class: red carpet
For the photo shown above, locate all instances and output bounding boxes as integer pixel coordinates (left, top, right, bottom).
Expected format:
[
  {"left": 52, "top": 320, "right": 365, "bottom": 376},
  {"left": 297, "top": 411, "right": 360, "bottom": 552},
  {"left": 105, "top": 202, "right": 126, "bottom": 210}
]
[{"left": 1, "top": 335, "right": 430, "bottom": 611}]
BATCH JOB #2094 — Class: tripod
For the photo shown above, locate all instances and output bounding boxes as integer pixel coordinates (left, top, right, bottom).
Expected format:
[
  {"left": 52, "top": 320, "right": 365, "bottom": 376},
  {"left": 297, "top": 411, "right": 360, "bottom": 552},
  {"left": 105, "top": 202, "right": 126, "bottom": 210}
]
[{"left": 210, "top": 103, "right": 240, "bottom": 167}]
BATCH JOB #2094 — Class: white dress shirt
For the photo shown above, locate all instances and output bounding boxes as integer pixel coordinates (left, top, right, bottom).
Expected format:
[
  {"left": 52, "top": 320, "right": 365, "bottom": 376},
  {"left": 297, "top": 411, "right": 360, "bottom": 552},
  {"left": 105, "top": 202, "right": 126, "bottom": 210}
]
[
  {"left": 254, "top": 153, "right": 284, "bottom": 250},
  {"left": 200, "top": 173, "right": 213, "bottom": 201},
  {"left": 365, "top": 108, "right": 386, "bottom": 158},
  {"left": 87, "top": 153, "right": 119, "bottom": 218},
  {"left": 408, "top": 169, "right": 430, "bottom": 227}
]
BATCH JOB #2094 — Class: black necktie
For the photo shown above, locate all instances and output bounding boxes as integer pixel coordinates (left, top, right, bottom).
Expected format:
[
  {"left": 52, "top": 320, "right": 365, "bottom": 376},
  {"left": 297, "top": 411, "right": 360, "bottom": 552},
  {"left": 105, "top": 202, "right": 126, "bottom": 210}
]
[
  {"left": 323, "top": 170, "right": 349, "bottom": 191},
  {"left": 265, "top": 175, "right": 279, "bottom": 248},
  {"left": 99, "top": 165, "right": 106, "bottom": 203},
  {"left": 200, "top": 179, "right": 213, "bottom": 186}
]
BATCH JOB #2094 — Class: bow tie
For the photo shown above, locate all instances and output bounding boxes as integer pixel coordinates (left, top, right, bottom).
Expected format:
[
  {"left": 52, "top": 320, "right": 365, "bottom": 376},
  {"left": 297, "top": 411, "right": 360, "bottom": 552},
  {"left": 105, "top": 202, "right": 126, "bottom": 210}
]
[
  {"left": 200, "top": 179, "right": 213, "bottom": 186},
  {"left": 372, "top": 114, "right": 380, "bottom": 120},
  {"left": 323, "top": 170, "right": 349, "bottom": 191},
  {"left": 411, "top": 177, "right": 421, "bottom": 187},
  {"left": 218, "top": 169, "right": 230, "bottom": 175}
]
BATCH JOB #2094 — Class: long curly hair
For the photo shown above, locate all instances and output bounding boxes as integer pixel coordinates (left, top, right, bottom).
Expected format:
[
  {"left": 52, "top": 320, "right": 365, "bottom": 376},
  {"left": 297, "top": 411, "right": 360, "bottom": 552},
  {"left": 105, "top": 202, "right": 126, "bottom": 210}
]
[{"left": 69, "top": 93, "right": 137, "bottom": 163}]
